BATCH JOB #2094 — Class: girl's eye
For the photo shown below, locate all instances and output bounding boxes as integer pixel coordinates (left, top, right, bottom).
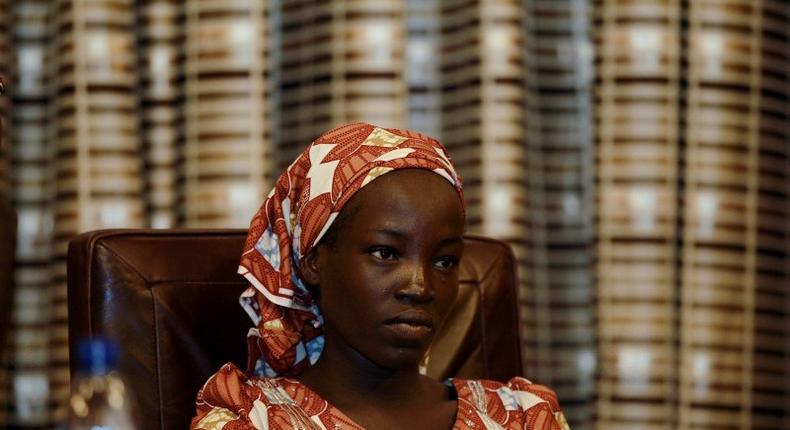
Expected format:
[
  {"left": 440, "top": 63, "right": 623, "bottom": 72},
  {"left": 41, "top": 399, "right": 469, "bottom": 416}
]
[
  {"left": 370, "top": 247, "right": 397, "bottom": 261},
  {"left": 434, "top": 256, "right": 459, "bottom": 270}
]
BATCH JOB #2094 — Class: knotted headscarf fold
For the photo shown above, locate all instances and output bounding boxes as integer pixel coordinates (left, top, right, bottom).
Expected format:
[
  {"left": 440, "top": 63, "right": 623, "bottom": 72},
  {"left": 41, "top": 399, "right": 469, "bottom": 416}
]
[{"left": 238, "top": 122, "right": 464, "bottom": 377}]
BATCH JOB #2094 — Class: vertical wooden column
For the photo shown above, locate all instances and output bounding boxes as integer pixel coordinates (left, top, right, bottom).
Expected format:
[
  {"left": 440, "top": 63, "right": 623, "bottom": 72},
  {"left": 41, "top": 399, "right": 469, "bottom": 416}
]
[
  {"left": 0, "top": 0, "right": 5, "bottom": 192},
  {"left": 784, "top": 5, "right": 790, "bottom": 425},
  {"left": 181, "top": 0, "right": 272, "bottom": 227},
  {"left": 0, "top": 0, "right": 9, "bottom": 424},
  {"left": 332, "top": 1, "right": 406, "bottom": 127},
  {"left": 523, "top": 0, "right": 595, "bottom": 428},
  {"left": 278, "top": 0, "right": 333, "bottom": 165},
  {"left": 137, "top": 0, "right": 180, "bottom": 228},
  {"left": 679, "top": 1, "right": 789, "bottom": 428},
  {"left": 278, "top": 0, "right": 406, "bottom": 167},
  {"left": 405, "top": 0, "right": 441, "bottom": 137},
  {"left": 595, "top": 0, "right": 681, "bottom": 428},
  {"left": 50, "top": 0, "right": 143, "bottom": 422},
  {"left": 0, "top": 0, "right": 6, "bottom": 195},
  {"left": 5, "top": 1, "right": 52, "bottom": 426},
  {"left": 440, "top": 0, "right": 531, "bottom": 368}
]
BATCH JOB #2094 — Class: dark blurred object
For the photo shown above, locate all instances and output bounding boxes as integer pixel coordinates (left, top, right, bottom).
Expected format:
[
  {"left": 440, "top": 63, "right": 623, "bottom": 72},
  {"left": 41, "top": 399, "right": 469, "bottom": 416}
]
[
  {"left": 67, "top": 229, "right": 522, "bottom": 430},
  {"left": 0, "top": 75, "right": 15, "bottom": 355},
  {"left": 0, "top": 197, "right": 15, "bottom": 352}
]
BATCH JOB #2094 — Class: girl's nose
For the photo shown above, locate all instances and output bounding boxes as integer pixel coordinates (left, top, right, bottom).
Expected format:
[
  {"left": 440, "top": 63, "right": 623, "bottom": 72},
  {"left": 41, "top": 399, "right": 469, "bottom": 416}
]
[{"left": 395, "top": 262, "right": 433, "bottom": 304}]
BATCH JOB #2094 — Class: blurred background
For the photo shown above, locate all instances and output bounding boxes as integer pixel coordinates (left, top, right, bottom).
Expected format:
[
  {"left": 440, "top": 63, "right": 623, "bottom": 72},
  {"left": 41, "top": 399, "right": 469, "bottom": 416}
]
[{"left": 0, "top": 0, "right": 787, "bottom": 428}]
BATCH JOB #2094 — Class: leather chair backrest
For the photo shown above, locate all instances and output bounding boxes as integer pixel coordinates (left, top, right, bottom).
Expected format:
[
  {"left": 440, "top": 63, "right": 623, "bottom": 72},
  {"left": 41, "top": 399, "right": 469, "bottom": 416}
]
[{"left": 67, "top": 229, "right": 521, "bottom": 430}]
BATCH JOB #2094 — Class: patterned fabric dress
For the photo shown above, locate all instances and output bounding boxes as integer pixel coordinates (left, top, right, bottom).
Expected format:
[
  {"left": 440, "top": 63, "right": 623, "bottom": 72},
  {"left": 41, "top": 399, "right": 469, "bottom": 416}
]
[{"left": 192, "top": 364, "right": 570, "bottom": 430}]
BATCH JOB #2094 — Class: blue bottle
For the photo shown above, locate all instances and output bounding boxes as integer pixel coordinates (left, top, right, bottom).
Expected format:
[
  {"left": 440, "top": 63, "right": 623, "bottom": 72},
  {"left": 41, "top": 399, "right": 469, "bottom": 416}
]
[{"left": 68, "top": 338, "right": 137, "bottom": 430}]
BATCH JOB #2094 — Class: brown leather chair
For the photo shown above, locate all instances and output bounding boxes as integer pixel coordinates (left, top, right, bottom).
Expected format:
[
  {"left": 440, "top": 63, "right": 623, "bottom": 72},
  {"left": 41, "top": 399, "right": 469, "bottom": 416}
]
[
  {"left": 0, "top": 198, "right": 16, "bottom": 353},
  {"left": 67, "top": 229, "right": 521, "bottom": 430}
]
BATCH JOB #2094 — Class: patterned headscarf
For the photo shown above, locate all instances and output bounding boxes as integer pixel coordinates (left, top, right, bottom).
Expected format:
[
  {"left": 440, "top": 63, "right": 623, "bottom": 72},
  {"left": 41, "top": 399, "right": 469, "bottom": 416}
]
[{"left": 238, "top": 122, "right": 464, "bottom": 377}]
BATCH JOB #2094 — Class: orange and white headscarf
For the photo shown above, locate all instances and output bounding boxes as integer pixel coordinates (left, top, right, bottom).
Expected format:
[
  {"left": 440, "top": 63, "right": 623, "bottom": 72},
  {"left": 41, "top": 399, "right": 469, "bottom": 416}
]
[{"left": 238, "top": 122, "right": 464, "bottom": 376}]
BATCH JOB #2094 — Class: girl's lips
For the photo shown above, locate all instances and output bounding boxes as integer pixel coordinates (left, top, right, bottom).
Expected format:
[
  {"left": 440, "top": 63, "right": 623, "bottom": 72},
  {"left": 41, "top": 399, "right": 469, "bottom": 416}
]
[
  {"left": 384, "top": 310, "right": 435, "bottom": 343},
  {"left": 384, "top": 321, "right": 434, "bottom": 343},
  {"left": 384, "top": 310, "right": 434, "bottom": 328}
]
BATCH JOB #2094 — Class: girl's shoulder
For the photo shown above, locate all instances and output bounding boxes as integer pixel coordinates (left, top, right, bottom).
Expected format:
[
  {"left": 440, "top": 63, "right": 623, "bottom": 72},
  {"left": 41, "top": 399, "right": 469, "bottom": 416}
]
[
  {"left": 450, "top": 377, "right": 570, "bottom": 430},
  {"left": 192, "top": 365, "right": 365, "bottom": 430}
]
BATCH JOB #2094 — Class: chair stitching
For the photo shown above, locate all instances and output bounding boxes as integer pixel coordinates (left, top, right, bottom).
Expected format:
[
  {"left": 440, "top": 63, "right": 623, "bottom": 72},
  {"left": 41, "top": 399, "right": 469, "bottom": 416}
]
[
  {"left": 91, "top": 240, "right": 162, "bottom": 427},
  {"left": 151, "top": 288, "right": 165, "bottom": 430},
  {"left": 477, "top": 277, "right": 489, "bottom": 376},
  {"left": 466, "top": 238, "right": 516, "bottom": 377},
  {"left": 97, "top": 244, "right": 152, "bottom": 284},
  {"left": 475, "top": 240, "right": 511, "bottom": 284}
]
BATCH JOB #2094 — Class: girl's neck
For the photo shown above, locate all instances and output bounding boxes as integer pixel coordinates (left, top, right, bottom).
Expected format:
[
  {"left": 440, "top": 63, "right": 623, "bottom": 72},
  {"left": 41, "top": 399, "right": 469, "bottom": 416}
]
[
  {"left": 296, "top": 339, "right": 429, "bottom": 407},
  {"left": 293, "top": 336, "right": 458, "bottom": 430}
]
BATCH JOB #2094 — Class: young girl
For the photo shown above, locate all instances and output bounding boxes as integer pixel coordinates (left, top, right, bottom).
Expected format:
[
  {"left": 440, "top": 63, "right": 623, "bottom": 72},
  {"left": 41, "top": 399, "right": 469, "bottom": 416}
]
[{"left": 191, "top": 123, "right": 569, "bottom": 430}]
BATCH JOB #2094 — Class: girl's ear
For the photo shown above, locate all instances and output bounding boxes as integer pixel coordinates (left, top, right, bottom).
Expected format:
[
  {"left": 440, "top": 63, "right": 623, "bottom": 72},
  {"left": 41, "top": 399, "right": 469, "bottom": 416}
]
[{"left": 298, "top": 247, "right": 321, "bottom": 286}]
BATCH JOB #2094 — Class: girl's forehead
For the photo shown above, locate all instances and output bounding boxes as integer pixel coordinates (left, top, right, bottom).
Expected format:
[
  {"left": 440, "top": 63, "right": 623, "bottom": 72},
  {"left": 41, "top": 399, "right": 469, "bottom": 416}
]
[
  {"left": 338, "top": 170, "right": 464, "bottom": 228},
  {"left": 348, "top": 169, "right": 461, "bottom": 207}
]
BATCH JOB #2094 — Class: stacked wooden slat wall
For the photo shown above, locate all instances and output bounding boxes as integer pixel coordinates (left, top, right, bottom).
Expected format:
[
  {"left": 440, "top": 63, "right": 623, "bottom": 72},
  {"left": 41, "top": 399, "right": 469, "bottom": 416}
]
[
  {"left": 439, "top": 0, "right": 532, "bottom": 367},
  {"left": 137, "top": 0, "right": 180, "bottom": 228},
  {"left": 181, "top": 0, "right": 272, "bottom": 227},
  {"left": 50, "top": 0, "right": 144, "bottom": 422},
  {"left": 523, "top": 1, "right": 595, "bottom": 428},
  {"left": 0, "top": 0, "right": 8, "bottom": 423},
  {"left": 278, "top": 0, "right": 407, "bottom": 166},
  {"left": 4, "top": 1, "right": 52, "bottom": 426},
  {"left": 679, "top": 1, "right": 789, "bottom": 428},
  {"left": 330, "top": 1, "right": 406, "bottom": 128},
  {"left": 0, "top": 0, "right": 6, "bottom": 195},
  {"left": 595, "top": 0, "right": 682, "bottom": 428},
  {"left": 784, "top": 5, "right": 790, "bottom": 422},
  {"left": 405, "top": 0, "right": 441, "bottom": 137},
  {"left": 277, "top": 0, "right": 333, "bottom": 164}
]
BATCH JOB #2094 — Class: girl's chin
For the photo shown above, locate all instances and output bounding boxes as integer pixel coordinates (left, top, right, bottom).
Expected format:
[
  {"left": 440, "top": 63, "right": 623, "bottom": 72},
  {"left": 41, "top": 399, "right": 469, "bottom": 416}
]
[{"left": 368, "top": 347, "right": 429, "bottom": 372}]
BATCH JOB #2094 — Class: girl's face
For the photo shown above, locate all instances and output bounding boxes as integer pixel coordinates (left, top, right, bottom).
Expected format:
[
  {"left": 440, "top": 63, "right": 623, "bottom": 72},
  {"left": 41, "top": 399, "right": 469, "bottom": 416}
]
[{"left": 301, "top": 169, "right": 465, "bottom": 370}]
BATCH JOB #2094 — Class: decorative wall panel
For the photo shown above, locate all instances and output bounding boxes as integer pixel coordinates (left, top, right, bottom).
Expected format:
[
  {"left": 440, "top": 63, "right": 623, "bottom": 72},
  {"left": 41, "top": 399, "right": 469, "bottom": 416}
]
[
  {"left": 0, "top": 0, "right": 9, "bottom": 424},
  {"left": 181, "top": 0, "right": 272, "bottom": 227},
  {"left": 277, "top": 0, "right": 333, "bottom": 165},
  {"left": 49, "top": 0, "right": 145, "bottom": 422},
  {"left": 595, "top": 0, "right": 682, "bottom": 428},
  {"left": 278, "top": 0, "right": 407, "bottom": 167},
  {"left": 679, "top": 1, "right": 789, "bottom": 428},
  {"left": 439, "top": 0, "right": 531, "bottom": 369},
  {"left": 405, "top": 0, "right": 441, "bottom": 138},
  {"left": 137, "top": 0, "right": 180, "bottom": 228},
  {"left": 5, "top": 1, "right": 52, "bottom": 426},
  {"left": 0, "top": 0, "right": 6, "bottom": 196},
  {"left": 523, "top": 1, "right": 595, "bottom": 428}
]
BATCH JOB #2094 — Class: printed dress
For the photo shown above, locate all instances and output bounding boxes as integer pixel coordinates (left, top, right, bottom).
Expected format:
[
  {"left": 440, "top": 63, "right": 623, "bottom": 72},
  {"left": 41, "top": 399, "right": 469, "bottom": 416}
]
[{"left": 192, "top": 364, "right": 570, "bottom": 430}]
